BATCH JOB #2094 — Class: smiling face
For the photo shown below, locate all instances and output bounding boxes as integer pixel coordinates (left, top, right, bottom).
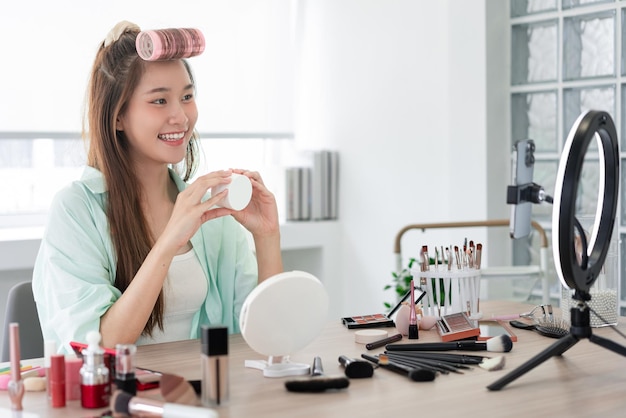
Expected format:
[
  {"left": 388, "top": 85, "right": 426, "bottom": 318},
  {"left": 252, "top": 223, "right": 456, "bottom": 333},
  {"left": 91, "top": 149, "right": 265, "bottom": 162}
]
[{"left": 117, "top": 59, "right": 198, "bottom": 169}]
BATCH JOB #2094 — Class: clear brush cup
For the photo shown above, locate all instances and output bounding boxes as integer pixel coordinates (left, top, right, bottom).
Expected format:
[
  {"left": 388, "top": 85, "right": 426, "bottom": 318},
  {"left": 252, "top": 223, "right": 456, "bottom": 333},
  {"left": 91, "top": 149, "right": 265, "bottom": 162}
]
[{"left": 560, "top": 216, "right": 620, "bottom": 327}]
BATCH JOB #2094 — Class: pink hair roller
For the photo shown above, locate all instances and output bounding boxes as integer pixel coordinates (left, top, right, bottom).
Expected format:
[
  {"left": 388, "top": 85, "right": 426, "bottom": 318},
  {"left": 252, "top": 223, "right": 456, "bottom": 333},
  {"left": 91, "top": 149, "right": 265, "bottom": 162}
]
[{"left": 136, "top": 28, "right": 205, "bottom": 61}]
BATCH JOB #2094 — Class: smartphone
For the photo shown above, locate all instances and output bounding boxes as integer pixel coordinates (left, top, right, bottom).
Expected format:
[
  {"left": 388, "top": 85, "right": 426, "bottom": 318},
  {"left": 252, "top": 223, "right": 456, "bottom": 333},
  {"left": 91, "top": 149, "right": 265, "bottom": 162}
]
[
  {"left": 477, "top": 320, "right": 517, "bottom": 342},
  {"left": 508, "top": 139, "right": 535, "bottom": 239}
]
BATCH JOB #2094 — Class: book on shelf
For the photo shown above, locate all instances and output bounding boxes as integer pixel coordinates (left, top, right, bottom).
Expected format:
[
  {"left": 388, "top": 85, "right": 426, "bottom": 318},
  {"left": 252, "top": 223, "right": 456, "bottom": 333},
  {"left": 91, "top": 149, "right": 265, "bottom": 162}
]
[
  {"left": 285, "top": 167, "right": 312, "bottom": 221},
  {"left": 286, "top": 150, "right": 339, "bottom": 221}
]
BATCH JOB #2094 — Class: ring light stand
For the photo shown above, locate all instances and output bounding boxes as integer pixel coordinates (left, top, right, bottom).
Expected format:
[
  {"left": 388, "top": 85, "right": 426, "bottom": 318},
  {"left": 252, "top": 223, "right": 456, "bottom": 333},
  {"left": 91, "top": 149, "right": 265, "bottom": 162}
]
[{"left": 488, "top": 110, "right": 626, "bottom": 391}]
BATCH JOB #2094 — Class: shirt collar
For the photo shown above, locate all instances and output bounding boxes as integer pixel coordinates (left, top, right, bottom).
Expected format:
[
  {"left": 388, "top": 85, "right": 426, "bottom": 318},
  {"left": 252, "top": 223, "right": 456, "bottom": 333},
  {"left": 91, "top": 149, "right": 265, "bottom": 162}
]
[{"left": 80, "top": 166, "right": 187, "bottom": 194}]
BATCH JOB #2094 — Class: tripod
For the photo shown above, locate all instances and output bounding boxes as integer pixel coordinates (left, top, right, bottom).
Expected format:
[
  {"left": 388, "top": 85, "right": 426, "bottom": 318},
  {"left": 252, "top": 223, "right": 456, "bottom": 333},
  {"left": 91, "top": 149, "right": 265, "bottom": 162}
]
[{"left": 487, "top": 290, "right": 626, "bottom": 390}]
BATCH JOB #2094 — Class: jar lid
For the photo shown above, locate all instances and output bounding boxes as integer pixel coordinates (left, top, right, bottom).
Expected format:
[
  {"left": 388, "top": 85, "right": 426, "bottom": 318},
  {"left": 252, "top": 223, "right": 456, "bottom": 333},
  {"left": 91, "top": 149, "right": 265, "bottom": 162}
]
[{"left": 355, "top": 329, "right": 388, "bottom": 344}]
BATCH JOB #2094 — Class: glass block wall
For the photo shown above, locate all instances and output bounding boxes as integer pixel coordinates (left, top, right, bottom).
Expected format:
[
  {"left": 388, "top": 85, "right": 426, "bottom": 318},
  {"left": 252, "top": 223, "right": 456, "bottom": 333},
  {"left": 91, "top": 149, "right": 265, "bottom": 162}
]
[{"left": 509, "top": 0, "right": 625, "bottom": 314}]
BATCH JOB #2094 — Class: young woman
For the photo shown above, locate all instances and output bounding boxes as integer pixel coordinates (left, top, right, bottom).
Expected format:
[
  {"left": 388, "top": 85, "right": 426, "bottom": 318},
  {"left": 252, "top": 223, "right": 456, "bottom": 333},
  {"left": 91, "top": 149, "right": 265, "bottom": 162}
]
[{"left": 32, "top": 21, "right": 283, "bottom": 352}]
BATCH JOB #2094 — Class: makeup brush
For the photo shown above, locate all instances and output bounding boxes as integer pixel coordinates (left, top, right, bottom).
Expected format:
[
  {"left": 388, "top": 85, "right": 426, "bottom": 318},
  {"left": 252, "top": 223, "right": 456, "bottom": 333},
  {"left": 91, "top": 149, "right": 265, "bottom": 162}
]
[
  {"left": 383, "top": 353, "right": 463, "bottom": 374},
  {"left": 386, "top": 334, "right": 513, "bottom": 353},
  {"left": 382, "top": 351, "right": 487, "bottom": 364},
  {"left": 338, "top": 355, "right": 374, "bottom": 378},
  {"left": 475, "top": 243, "right": 482, "bottom": 269},
  {"left": 478, "top": 356, "right": 506, "bottom": 371},
  {"left": 361, "top": 354, "right": 436, "bottom": 382},
  {"left": 384, "top": 352, "right": 474, "bottom": 370},
  {"left": 387, "top": 351, "right": 504, "bottom": 372},
  {"left": 110, "top": 389, "right": 217, "bottom": 418},
  {"left": 284, "top": 357, "right": 350, "bottom": 392}
]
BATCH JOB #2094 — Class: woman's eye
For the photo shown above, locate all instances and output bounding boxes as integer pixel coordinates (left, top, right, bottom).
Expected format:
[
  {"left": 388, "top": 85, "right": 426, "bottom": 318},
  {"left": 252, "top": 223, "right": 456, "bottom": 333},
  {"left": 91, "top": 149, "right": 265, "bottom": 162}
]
[
  {"left": 152, "top": 98, "right": 166, "bottom": 105},
  {"left": 183, "top": 94, "right": 194, "bottom": 101}
]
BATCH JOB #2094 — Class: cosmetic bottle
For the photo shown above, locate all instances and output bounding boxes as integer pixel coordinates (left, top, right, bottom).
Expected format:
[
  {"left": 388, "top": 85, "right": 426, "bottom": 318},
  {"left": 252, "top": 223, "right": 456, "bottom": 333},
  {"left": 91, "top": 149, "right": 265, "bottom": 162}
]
[
  {"left": 115, "top": 343, "right": 137, "bottom": 395},
  {"left": 49, "top": 354, "right": 66, "bottom": 408},
  {"left": 44, "top": 339, "right": 57, "bottom": 401},
  {"left": 65, "top": 357, "right": 83, "bottom": 401},
  {"left": 80, "top": 331, "right": 110, "bottom": 409},
  {"left": 201, "top": 325, "right": 229, "bottom": 407}
]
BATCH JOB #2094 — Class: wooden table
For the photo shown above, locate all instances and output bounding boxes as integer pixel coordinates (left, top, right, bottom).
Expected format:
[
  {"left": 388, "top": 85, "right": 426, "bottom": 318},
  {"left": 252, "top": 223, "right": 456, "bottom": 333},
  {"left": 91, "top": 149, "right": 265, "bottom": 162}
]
[{"left": 1, "top": 300, "right": 626, "bottom": 417}]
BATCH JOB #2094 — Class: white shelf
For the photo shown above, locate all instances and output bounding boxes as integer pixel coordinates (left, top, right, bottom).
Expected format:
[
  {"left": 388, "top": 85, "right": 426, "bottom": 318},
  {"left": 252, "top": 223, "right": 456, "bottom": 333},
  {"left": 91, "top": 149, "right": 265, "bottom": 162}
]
[{"left": 0, "top": 222, "right": 339, "bottom": 272}]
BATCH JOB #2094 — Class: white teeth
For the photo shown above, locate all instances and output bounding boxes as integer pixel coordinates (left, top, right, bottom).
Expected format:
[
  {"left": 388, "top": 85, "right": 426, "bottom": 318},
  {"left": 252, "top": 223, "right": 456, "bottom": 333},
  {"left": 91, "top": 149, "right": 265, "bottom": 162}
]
[{"left": 158, "top": 132, "right": 185, "bottom": 141}]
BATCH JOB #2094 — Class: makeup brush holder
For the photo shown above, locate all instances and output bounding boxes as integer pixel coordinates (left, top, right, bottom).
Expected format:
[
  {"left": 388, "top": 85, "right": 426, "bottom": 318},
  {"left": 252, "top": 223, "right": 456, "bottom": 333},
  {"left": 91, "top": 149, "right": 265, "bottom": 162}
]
[{"left": 411, "top": 266, "right": 481, "bottom": 319}]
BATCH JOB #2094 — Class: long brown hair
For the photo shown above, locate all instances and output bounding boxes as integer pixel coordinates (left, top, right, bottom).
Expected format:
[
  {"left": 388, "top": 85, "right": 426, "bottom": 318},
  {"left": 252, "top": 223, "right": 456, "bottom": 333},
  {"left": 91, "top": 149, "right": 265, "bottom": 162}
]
[{"left": 83, "top": 24, "right": 199, "bottom": 336}]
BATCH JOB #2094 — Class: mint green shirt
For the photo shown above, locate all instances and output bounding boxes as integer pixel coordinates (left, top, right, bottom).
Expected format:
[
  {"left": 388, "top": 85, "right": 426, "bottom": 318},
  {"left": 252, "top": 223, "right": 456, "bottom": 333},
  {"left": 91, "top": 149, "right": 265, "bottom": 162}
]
[{"left": 32, "top": 166, "right": 258, "bottom": 354}]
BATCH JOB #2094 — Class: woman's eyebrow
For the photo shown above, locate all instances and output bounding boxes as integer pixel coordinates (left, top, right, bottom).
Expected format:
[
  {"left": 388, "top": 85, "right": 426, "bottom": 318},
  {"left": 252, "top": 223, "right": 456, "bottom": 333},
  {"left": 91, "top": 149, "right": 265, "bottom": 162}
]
[{"left": 143, "top": 84, "right": 194, "bottom": 95}]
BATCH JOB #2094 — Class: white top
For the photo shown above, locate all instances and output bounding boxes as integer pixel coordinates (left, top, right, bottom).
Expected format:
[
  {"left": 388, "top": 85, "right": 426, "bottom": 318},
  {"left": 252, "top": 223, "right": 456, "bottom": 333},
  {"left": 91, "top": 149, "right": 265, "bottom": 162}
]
[{"left": 136, "top": 248, "right": 208, "bottom": 345}]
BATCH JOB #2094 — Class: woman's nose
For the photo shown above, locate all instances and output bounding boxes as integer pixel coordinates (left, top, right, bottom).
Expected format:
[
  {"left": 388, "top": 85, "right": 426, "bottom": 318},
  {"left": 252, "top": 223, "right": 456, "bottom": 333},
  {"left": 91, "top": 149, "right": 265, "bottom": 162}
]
[{"left": 169, "top": 103, "right": 189, "bottom": 125}]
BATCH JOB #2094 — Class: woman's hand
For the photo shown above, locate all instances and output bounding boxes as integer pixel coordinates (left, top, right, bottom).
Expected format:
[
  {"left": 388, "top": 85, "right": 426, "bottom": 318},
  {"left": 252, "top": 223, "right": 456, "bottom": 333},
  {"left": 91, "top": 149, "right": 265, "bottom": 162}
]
[
  {"left": 229, "top": 169, "right": 280, "bottom": 238},
  {"left": 159, "top": 170, "right": 235, "bottom": 251},
  {"left": 229, "top": 169, "right": 283, "bottom": 281}
]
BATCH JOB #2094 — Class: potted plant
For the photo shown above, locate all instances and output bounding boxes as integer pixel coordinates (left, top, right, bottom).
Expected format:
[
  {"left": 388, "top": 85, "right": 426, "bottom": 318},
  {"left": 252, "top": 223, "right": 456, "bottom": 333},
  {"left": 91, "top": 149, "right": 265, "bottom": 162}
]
[
  {"left": 383, "top": 257, "right": 417, "bottom": 309},
  {"left": 384, "top": 256, "right": 451, "bottom": 310}
]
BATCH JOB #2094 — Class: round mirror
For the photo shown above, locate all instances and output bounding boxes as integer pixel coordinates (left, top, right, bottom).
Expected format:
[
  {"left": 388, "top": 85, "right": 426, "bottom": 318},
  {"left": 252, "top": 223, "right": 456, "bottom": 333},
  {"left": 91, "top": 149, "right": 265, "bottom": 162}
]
[{"left": 239, "top": 270, "right": 329, "bottom": 377}]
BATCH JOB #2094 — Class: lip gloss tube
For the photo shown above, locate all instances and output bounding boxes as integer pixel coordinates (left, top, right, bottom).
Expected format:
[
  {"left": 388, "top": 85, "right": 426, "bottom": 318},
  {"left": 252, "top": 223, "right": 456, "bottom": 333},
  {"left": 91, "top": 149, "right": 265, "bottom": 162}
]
[
  {"left": 8, "top": 323, "right": 24, "bottom": 411},
  {"left": 115, "top": 344, "right": 137, "bottom": 395},
  {"left": 408, "top": 280, "right": 419, "bottom": 339},
  {"left": 201, "top": 326, "right": 229, "bottom": 407}
]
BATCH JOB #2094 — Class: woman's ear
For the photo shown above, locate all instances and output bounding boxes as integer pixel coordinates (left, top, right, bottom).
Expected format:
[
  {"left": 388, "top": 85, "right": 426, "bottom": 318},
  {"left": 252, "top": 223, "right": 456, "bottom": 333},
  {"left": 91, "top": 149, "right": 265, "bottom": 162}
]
[{"left": 116, "top": 115, "right": 125, "bottom": 131}]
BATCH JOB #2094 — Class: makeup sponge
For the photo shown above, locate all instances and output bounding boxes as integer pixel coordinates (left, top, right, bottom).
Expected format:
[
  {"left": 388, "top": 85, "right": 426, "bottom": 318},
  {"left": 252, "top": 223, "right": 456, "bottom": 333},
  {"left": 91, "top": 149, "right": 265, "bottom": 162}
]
[
  {"left": 212, "top": 173, "right": 252, "bottom": 211},
  {"left": 0, "top": 374, "right": 10, "bottom": 390},
  {"left": 24, "top": 377, "right": 46, "bottom": 392},
  {"left": 354, "top": 329, "right": 388, "bottom": 344}
]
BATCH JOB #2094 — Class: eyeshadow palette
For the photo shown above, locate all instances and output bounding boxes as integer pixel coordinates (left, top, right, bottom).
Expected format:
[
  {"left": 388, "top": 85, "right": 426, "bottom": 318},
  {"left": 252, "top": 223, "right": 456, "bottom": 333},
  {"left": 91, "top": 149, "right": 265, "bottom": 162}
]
[
  {"left": 341, "top": 288, "right": 426, "bottom": 329},
  {"left": 341, "top": 314, "right": 395, "bottom": 329},
  {"left": 436, "top": 312, "right": 481, "bottom": 342}
]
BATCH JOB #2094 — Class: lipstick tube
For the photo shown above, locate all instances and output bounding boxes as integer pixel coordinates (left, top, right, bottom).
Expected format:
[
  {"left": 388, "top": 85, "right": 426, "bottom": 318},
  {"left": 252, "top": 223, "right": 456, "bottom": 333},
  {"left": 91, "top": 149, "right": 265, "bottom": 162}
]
[
  {"left": 49, "top": 354, "right": 66, "bottom": 408},
  {"left": 44, "top": 339, "right": 57, "bottom": 401},
  {"left": 201, "top": 326, "right": 229, "bottom": 407}
]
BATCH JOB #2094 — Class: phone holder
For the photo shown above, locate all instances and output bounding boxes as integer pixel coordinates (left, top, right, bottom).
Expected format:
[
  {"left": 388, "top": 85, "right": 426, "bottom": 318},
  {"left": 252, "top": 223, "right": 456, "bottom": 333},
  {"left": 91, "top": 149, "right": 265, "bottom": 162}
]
[{"left": 506, "top": 182, "right": 549, "bottom": 206}]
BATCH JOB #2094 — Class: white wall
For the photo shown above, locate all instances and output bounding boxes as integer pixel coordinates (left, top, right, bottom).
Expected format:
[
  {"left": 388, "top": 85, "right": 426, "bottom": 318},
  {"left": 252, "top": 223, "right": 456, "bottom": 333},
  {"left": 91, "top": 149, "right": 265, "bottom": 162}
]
[
  {"left": 1, "top": 1, "right": 507, "bottom": 335},
  {"left": 295, "top": 0, "right": 491, "bottom": 315},
  {"left": 0, "top": 0, "right": 294, "bottom": 133}
]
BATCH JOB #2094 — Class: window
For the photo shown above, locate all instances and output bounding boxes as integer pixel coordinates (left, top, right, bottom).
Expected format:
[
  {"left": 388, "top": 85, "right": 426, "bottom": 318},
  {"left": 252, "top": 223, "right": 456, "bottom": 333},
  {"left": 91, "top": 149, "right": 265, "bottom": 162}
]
[
  {"left": 509, "top": 0, "right": 625, "bottom": 313},
  {"left": 0, "top": 133, "right": 298, "bottom": 228},
  {"left": 0, "top": 0, "right": 297, "bottom": 227}
]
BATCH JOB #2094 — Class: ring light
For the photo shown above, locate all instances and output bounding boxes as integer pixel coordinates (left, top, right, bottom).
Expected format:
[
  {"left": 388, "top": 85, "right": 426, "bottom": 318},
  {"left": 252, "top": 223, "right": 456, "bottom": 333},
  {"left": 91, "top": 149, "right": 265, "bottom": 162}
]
[
  {"left": 488, "top": 110, "right": 626, "bottom": 391},
  {"left": 551, "top": 110, "right": 619, "bottom": 293}
]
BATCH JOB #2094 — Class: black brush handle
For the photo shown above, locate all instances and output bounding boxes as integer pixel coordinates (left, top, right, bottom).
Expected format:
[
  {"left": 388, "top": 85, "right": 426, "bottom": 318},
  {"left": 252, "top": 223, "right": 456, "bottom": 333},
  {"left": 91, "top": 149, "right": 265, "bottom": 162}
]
[
  {"left": 285, "top": 377, "right": 350, "bottom": 392},
  {"left": 365, "top": 333, "right": 403, "bottom": 350},
  {"left": 386, "top": 341, "right": 487, "bottom": 351},
  {"left": 385, "top": 353, "right": 470, "bottom": 371},
  {"left": 361, "top": 354, "right": 436, "bottom": 382},
  {"left": 383, "top": 352, "right": 485, "bottom": 364}
]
